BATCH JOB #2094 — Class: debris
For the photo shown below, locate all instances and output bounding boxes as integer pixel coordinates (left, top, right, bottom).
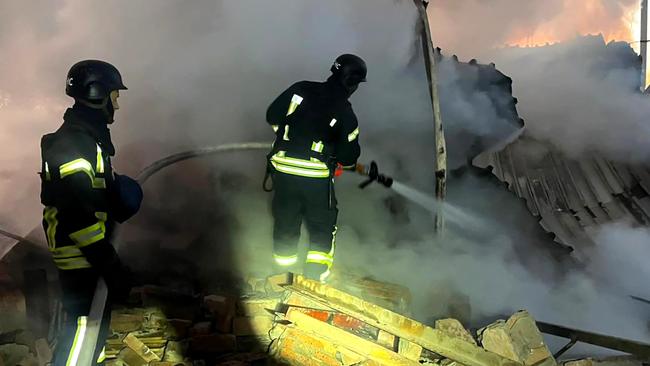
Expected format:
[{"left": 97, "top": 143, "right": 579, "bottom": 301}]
[
  {"left": 479, "top": 311, "right": 555, "bottom": 366},
  {"left": 233, "top": 316, "right": 274, "bottom": 336},
  {"left": 204, "top": 294, "right": 236, "bottom": 333},
  {"left": 189, "top": 321, "right": 212, "bottom": 336},
  {"left": 236, "top": 295, "right": 280, "bottom": 317},
  {"left": 0, "top": 344, "right": 30, "bottom": 366},
  {"left": 435, "top": 318, "right": 476, "bottom": 345},
  {"left": 110, "top": 311, "right": 144, "bottom": 333},
  {"left": 162, "top": 340, "right": 185, "bottom": 362},
  {"left": 34, "top": 338, "right": 52, "bottom": 366},
  {"left": 123, "top": 333, "right": 162, "bottom": 362},
  {"left": 265, "top": 273, "right": 292, "bottom": 293},
  {"left": 190, "top": 333, "right": 236, "bottom": 354}
]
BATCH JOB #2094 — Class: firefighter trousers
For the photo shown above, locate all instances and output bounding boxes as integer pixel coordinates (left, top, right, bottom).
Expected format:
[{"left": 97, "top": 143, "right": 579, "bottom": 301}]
[
  {"left": 271, "top": 172, "right": 338, "bottom": 280},
  {"left": 53, "top": 269, "right": 111, "bottom": 366}
]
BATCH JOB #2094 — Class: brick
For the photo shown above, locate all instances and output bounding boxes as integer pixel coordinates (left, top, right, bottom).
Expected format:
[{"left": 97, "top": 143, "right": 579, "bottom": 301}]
[
  {"left": 117, "top": 347, "right": 148, "bottom": 366},
  {"left": 236, "top": 295, "right": 280, "bottom": 317},
  {"left": 377, "top": 330, "right": 397, "bottom": 350},
  {"left": 110, "top": 312, "right": 144, "bottom": 333},
  {"left": 165, "top": 319, "right": 192, "bottom": 340},
  {"left": 265, "top": 273, "right": 293, "bottom": 293},
  {"left": 204, "top": 295, "right": 236, "bottom": 333},
  {"left": 233, "top": 316, "right": 275, "bottom": 336},
  {"left": 190, "top": 334, "right": 236, "bottom": 354},
  {"left": 162, "top": 341, "right": 186, "bottom": 362},
  {"left": 190, "top": 321, "right": 213, "bottom": 336}
]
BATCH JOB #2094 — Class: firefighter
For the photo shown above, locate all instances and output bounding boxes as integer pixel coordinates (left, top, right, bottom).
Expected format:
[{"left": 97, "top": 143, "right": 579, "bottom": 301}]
[
  {"left": 265, "top": 54, "right": 365, "bottom": 282},
  {"left": 40, "top": 60, "right": 142, "bottom": 365}
]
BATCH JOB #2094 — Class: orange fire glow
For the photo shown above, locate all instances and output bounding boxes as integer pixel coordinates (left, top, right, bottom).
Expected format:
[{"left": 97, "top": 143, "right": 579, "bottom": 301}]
[{"left": 505, "top": 0, "right": 641, "bottom": 52}]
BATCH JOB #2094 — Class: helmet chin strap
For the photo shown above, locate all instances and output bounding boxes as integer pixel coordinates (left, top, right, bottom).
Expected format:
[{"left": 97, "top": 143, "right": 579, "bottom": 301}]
[{"left": 78, "top": 97, "right": 115, "bottom": 123}]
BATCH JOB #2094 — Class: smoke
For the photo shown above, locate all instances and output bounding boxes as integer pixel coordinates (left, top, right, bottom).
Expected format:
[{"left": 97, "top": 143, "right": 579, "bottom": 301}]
[
  {"left": 487, "top": 36, "right": 650, "bottom": 163},
  {"left": 1, "top": 0, "right": 649, "bottom": 356},
  {"left": 428, "top": 0, "right": 639, "bottom": 59}
]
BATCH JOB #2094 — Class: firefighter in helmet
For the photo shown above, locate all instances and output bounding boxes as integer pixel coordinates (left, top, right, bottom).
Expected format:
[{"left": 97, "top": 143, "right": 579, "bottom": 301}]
[
  {"left": 41, "top": 60, "right": 142, "bottom": 364},
  {"left": 265, "top": 54, "right": 365, "bottom": 282}
]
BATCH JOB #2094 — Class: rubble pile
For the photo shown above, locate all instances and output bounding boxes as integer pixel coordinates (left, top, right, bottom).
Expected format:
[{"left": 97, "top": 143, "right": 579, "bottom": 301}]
[{"left": 101, "top": 273, "right": 560, "bottom": 366}]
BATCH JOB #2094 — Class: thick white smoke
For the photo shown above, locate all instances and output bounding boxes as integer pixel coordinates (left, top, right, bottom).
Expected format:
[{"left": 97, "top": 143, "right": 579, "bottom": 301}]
[{"left": 0, "top": 0, "right": 648, "bottom": 358}]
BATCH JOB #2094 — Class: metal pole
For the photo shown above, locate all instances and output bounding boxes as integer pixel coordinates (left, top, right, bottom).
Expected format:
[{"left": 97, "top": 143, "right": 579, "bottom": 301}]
[
  {"left": 537, "top": 321, "right": 650, "bottom": 359},
  {"left": 642, "top": 0, "right": 649, "bottom": 92},
  {"left": 413, "top": 0, "right": 447, "bottom": 233}
]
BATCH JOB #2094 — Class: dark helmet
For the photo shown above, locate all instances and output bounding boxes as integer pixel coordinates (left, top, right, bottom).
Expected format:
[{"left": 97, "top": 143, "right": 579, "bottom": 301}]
[
  {"left": 330, "top": 54, "right": 367, "bottom": 89},
  {"left": 65, "top": 60, "right": 127, "bottom": 101}
]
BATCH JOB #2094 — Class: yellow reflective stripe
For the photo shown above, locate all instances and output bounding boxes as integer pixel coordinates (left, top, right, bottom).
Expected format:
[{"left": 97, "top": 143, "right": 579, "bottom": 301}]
[
  {"left": 60, "top": 158, "right": 94, "bottom": 180},
  {"left": 44, "top": 207, "right": 58, "bottom": 249},
  {"left": 50, "top": 245, "right": 84, "bottom": 259},
  {"left": 306, "top": 227, "right": 337, "bottom": 268},
  {"left": 45, "top": 162, "right": 51, "bottom": 180},
  {"left": 96, "top": 144, "right": 104, "bottom": 174},
  {"left": 271, "top": 125, "right": 279, "bottom": 133},
  {"left": 271, "top": 162, "right": 331, "bottom": 178},
  {"left": 54, "top": 256, "right": 92, "bottom": 270},
  {"left": 307, "top": 251, "right": 333, "bottom": 264},
  {"left": 274, "top": 254, "right": 298, "bottom": 266},
  {"left": 286, "top": 94, "right": 303, "bottom": 116},
  {"left": 347, "top": 127, "right": 360, "bottom": 142},
  {"left": 271, "top": 154, "right": 329, "bottom": 170},
  {"left": 97, "top": 346, "right": 106, "bottom": 363},
  {"left": 69, "top": 217, "right": 106, "bottom": 248},
  {"left": 59, "top": 158, "right": 106, "bottom": 189},
  {"left": 311, "top": 141, "right": 324, "bottom": 153},
  {"left": 66, "top": 316, "right": 88, "bottom": 366},
  {"left": 283, "top": 125, "right": 290, "bottom": 141},
  {"left": 329, "top": 118, "right": 337, "bottom": 127}
]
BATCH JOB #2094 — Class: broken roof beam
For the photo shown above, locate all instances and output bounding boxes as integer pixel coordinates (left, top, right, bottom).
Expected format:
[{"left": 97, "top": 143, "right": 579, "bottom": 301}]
[
  {"left": 283, "top": 274, "right": 523, "bottom": 366},
  {"left": 537, "top": 321, "right": 650, "bottom": 359}
]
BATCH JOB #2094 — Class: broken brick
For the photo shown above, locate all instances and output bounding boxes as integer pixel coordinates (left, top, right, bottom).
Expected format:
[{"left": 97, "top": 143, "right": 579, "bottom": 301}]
[
  {"left": 236, "top": 295, "right": 280, "bottom": 317},
  {"left": 204, "top": 295, "right": 236, "bottom": 333},
  {"left": 265, "top": 273, "right": 292, "bottom": 293}
]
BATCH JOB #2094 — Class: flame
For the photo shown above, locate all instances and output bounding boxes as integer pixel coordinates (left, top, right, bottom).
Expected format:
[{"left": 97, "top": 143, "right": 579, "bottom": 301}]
[{"left": 505, "top": 0, "right": 642, "bottom": 52}]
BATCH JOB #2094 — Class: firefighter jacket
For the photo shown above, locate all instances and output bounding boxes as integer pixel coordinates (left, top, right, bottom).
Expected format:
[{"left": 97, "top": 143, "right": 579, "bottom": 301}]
[
  {"left": 40, "top": 104, "right": 141, "bottom": 287},
  {"left": 266, "top": 78, "right": 361, "bottom": 178}
]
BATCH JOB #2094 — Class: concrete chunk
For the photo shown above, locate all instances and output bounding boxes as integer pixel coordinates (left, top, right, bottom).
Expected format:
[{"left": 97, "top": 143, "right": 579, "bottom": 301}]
[
  {"left": 479, "top": 311, "right": 555, "bottom": 366},
  {"left": 435, "top": 318, "right": 476, "bottom": 345}
]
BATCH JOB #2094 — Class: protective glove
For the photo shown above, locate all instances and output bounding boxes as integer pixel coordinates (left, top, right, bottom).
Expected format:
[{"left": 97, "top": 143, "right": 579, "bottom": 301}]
[{"left": 111, "top": 174, "right": 143, "bottom": 223}]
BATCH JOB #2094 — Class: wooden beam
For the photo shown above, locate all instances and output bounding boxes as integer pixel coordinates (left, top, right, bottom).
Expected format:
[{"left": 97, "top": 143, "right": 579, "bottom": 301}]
[
  {"left": 286, "top": 309, "right": 421, "bottom": 365},
  {"left": 285, "top": 275, "right": 522, "bottom": 366}
]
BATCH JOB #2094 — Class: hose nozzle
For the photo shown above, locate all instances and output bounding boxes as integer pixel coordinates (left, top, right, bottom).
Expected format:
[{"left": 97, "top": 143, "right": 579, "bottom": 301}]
[{"left": 357, "top": 161, "right": 393, "bottom": 189}]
